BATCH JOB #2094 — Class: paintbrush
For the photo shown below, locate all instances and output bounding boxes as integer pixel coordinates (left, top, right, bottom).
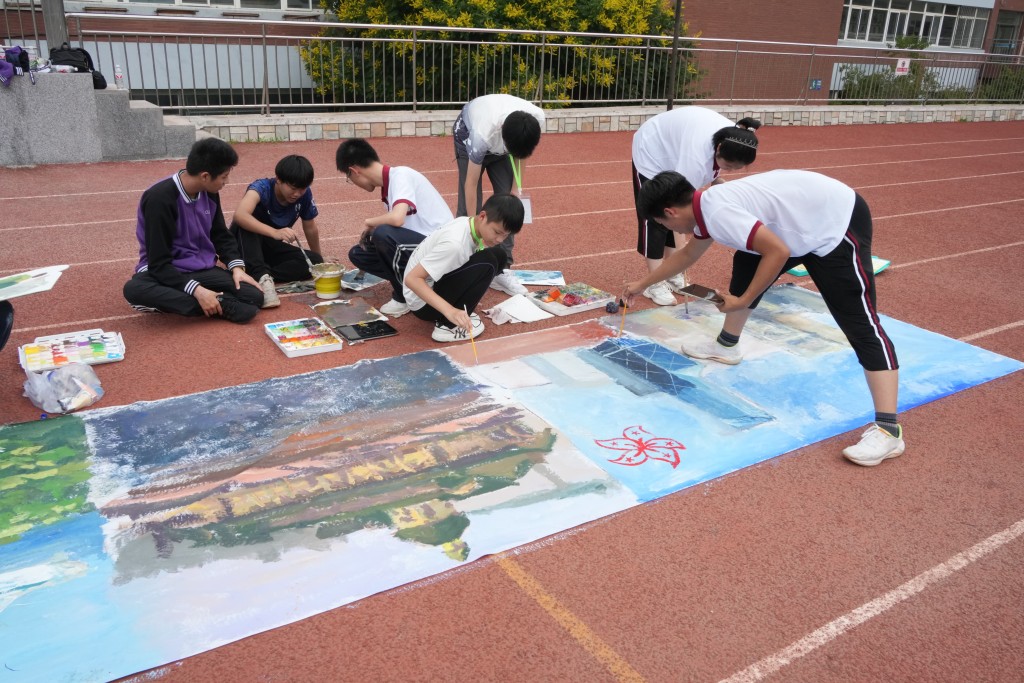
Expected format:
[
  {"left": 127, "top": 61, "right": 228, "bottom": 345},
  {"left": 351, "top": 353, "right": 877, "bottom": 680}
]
[
  {"left": 617, "top": 299, "right": 627, "bottom": 337},
  {"left": 464, "top": 305, "right": 479, "bottom": 364},
  {"left": 292, "top": 233, "right": 319, "bottom": 277}
]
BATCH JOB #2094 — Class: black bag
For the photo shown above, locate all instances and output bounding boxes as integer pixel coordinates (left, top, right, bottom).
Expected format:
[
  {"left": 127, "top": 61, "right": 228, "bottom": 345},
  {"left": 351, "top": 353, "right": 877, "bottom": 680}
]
[
  {"left": 92, "top": 71, "right": 107, "bottom": 89},
  {"left": 49, "top": 42, "right": 94, "bottom": 73}
]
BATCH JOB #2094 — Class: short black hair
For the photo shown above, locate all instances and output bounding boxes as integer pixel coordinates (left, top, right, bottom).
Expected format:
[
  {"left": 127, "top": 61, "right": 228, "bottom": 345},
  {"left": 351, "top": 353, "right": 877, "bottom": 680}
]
[
  {"left": 711, "top": 118, "right": 761, "bottom": 166},
  {"left": 275, "top": 154, "right": 314, "bottom": 189},
  {"left": 335, "top": 138, "right": 379, "bottom": 173},
  {"left": 637, "top": 171, "right": 696, "bottom": 222},
  {"left": 501, "top": 111, "right": 542, "bottom": 159},
  {"left": 185, "top": 138, "right": 238, "bottom": 177},
  {"left": 481, "top": 194, "right": 525, "bottom": 234}
]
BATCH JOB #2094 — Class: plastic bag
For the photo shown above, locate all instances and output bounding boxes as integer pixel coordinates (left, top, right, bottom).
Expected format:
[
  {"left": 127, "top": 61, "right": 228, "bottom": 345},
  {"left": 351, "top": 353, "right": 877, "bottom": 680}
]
[{"left": 23, "top": 363, "right": 104, "bottom": 413}]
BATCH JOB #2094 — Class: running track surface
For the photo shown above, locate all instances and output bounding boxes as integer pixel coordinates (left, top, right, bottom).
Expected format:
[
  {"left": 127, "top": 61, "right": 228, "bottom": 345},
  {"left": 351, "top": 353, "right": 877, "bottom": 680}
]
[{"left": 2, "top": 122, "right": 1023, "bottom": 682}]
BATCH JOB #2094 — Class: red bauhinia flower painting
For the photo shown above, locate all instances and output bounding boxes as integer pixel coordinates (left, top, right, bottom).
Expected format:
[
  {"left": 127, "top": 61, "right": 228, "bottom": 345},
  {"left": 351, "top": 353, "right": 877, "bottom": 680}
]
[{"left": 595, "top": 425, "right": 686, "bottom": 468}]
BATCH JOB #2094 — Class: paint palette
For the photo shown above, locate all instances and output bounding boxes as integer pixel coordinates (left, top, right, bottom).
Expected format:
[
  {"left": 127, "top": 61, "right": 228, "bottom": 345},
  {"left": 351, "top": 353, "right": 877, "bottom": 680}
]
[
  {"left": 264, "top": 318, "right": 344, "bottom": 358},
  {"left": 18, "top": 328, "right": 126, "bottom": 373},
  {"left": 529, "top": 282, "right": 614, "bottom": 316}
]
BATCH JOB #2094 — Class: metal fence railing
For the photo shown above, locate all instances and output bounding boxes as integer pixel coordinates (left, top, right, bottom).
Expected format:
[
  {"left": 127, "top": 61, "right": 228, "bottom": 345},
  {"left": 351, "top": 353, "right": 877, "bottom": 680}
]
[{"left": 4, "top": 8, "right": 1023, "bottom": 114}]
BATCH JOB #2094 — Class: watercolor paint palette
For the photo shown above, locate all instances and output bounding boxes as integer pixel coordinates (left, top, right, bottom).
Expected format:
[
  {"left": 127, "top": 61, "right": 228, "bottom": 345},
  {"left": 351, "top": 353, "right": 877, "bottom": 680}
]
[
  {"left": 530, "top": 282, "right": 614, "bottom": 316},
  {"left": 264, "top": 318, "right": 344, "bottom": 358},
  {"left": 18, "top": 328, "right": 126, "bottom": 373}
]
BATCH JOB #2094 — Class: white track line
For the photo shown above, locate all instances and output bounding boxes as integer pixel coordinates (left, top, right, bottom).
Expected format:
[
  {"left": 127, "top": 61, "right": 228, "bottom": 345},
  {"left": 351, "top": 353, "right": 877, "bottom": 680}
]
[
  {"left": 719, "top": 518, "right": 1024, "bottom": 683},
  {"left": 888, "top": 240, "right": 1024, "bottom": 270},
  {"left": 960, "top": 320, "right": 1024, "bottom": 342},
  {"left": 2, "top": 136, "right": 1023, "bottom": 201}
]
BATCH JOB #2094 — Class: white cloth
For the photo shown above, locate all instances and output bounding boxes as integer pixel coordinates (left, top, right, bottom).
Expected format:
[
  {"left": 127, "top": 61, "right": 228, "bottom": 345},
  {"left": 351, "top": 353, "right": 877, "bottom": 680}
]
[
  {"left": 693, "top": 170, "right": 856, "bottom": 257},
  {"left": 383, "top": 166, "right": 453, "bottom": 237},
  {"left": 461, "top": 94, "right": 545, "bottom": 165},
  {"left": 632, "top": 106, "right": 735, "bottom": 187},
  {"left": 402, "top": 216, "right": 475, "bottom": 311}
]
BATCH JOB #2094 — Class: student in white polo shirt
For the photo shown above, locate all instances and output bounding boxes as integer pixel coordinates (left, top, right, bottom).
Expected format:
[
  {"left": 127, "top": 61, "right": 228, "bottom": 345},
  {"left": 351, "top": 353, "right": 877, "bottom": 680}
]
[
  {"left": 338, "top": 138, "right": 454, "bottom": 317},
  {"left": 624, "top": 169, "right": 903, "bottom": 467},
  {"left": 453, "top": 93, "right": 544, "bottom": 296},
  {"left": 632, "top": 106, "right": 761, "bottom": 307}
]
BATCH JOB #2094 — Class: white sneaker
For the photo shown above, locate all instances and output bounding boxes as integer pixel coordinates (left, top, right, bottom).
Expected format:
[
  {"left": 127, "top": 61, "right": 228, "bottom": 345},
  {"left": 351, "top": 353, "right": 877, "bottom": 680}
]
[
  {"left": 842, "top": 424, "right": 905, "bottom": 466},
  {"left": 681, "top": 337, "right": 743, "bottom": 365},
  {"left": 665, "top": 274, "right": 688, "bottom": 294},
  {"left": 380, "top": 298, "right": 411, "bottom": 317},
  {"left": 643, "top": 281, "right": 676, "bottom": 306},
  {"left": 489, "top": 270, "right": 528, "bottom": 296},
  {"left": 432, "top": 320, "right": 485, "bottom": 343},
  {"left": 259, "top": 274, "right": 280, "bottom": 308}
]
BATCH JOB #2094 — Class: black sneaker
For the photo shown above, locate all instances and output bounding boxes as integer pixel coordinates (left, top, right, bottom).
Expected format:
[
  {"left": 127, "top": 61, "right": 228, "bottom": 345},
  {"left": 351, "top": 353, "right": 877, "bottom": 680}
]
[{"left": 217, "top": 295, "right": 259, "bottom": 323}]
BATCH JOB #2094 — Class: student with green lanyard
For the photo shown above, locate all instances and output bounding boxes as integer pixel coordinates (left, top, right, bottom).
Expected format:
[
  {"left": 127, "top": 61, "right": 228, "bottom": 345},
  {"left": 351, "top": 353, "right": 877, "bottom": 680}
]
[
  {"left": 403, "top": 194, "right": 525, "bottom": 343},
  {"left": 452, "top": 94, "right": 544, "bottom": 296}
]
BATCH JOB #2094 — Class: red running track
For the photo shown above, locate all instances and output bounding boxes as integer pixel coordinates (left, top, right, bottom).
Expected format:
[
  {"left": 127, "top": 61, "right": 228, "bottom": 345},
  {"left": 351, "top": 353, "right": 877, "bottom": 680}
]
[{"left": 2, "top": 121, "right": 1023, "bottom": 682}]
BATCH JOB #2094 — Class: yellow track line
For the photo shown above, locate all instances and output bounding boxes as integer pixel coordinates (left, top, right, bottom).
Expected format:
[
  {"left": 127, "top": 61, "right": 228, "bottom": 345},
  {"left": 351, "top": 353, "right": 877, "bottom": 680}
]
[{"left": 497, "top": 556, "right": 646, "bottom": 683}]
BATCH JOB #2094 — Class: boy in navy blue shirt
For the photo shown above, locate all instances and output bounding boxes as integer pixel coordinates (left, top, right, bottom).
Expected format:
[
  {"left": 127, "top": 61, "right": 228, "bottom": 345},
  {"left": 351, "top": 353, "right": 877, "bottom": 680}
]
[{"left": 230, "top": 154, "right": 325, "bottom": 307}]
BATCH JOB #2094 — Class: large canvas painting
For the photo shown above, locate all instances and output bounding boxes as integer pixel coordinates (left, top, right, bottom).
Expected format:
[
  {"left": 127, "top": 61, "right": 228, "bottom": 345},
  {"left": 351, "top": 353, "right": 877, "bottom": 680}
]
[{"left": 1, "top": 285, "right": 1020, "bottom": 682}]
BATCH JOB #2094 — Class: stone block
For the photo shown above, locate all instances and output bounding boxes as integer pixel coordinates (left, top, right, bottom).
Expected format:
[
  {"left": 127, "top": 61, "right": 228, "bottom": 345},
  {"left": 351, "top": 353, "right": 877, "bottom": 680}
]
[{"left": 0, "top": 73, "right": 102, "bottom": 166}]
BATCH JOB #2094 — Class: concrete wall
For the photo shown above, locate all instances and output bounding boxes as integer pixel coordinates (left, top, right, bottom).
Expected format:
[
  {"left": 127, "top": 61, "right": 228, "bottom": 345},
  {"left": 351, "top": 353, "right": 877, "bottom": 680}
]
[
  {"left": 0, "top": 72, "right": 196, "bottom": 167},
  {"left": 0, "top": 73, "right": 103, "bottom": 166}
]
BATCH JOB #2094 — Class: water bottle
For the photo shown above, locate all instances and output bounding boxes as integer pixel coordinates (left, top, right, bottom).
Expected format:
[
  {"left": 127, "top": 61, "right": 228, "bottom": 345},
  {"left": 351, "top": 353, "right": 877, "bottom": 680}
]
[{"left": 114, "top": 64, "right": 124, "bottom": 90}]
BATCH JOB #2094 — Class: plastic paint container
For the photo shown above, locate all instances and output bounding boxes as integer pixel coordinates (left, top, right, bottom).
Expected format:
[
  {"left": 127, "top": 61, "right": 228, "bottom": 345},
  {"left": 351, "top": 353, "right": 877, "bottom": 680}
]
[{"left": 311, "top": 263, "right": 344, "bottom": 299}]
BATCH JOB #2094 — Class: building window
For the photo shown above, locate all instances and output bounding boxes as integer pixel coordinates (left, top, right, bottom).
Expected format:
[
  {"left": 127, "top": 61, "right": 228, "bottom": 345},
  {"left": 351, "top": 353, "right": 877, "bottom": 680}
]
[{"left": 839, "top": 0, "right": 990, "bottom": 50}]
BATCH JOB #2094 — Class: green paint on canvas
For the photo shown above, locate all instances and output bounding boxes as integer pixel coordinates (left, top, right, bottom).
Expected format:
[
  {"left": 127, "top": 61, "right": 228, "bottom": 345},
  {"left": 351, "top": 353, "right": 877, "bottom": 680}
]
[{"left": 0, "top": 416, "right": 94, "bottom": 545}]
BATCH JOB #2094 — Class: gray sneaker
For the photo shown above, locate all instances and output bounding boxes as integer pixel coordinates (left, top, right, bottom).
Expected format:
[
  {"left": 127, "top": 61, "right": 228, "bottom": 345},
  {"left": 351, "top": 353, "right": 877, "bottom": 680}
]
[{"left": 258, "top": 274, "right": 280, "bottom": 308}]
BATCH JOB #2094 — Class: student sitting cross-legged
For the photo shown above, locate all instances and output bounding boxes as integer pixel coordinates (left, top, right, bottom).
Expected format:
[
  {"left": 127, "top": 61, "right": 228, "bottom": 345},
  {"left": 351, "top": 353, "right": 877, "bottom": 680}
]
[
  {"left": 337, "top": 138, "right": 454, "bottom": 317},
  {"left": 404, "top": 194, "right": 524, "bottom": 343},
  {"left": 229, "top": 154, "right": 325, "bottom": 308},
  {"left": 123, "top": 138, "right": 264, "bottom": 323}
]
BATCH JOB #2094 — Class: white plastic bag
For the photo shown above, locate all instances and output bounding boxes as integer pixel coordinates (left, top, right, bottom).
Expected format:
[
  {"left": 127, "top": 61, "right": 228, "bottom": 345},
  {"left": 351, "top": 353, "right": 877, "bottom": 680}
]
[{"left": 23, "top": 363, "right": 104, "bottom": 413}]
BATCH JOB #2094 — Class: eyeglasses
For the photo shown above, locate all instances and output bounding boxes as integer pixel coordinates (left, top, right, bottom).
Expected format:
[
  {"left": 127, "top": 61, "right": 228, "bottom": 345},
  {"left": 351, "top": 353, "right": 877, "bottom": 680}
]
[{"left": 344, "top": 169, "right": 353, "bottom": 184}]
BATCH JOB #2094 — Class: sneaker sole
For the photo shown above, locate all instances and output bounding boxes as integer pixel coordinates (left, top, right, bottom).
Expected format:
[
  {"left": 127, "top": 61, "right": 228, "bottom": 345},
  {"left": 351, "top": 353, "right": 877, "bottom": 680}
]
[
  {"left": 842, "top": 443, "right": 906, "bottom": 467},
  {"left": 681, "top": 347, "right": 742, "bottom": 365},
  {"left": 382, "top": 308, "right": 410, "bottom": 318},
  {"left": 261, "top": 299, "right": 281, "bottom": 309}
]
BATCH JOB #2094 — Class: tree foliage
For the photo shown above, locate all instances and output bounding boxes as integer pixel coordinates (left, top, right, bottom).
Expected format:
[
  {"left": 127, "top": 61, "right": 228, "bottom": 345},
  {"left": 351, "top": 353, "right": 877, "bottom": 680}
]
[{"left": 301, "top": 0, "right": 686, "bottom": 107}]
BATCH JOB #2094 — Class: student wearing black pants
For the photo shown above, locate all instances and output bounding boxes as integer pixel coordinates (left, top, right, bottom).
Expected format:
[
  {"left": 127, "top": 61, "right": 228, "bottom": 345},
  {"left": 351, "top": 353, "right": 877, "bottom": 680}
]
[
  {"left": 403, "top": 195, "right": 525, "bottom": 343},
  {"left": 624, "top": 169, "right": 902, "bottom": 468}
]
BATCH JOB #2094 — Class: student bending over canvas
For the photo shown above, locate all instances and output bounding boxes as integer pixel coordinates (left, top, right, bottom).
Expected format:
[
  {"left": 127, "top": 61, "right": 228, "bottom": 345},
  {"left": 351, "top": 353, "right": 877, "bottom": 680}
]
[
  {"left": 622, "top": 170, "right": 903, "bottom": 467},
  {"left": 631, "top": 105, "right": 761, "bottom": 307},
  {"left": 404, "top": 194, "right": 524, "bottom": 343},
  {"left": 124, "top": 138, "right": 264, "bottom": 323},
  {"left": 230, "top": 154, "right": 325, "bottom": 308},
  {"left": 336, "top": 138, "right": 453, "bottom": 318}
]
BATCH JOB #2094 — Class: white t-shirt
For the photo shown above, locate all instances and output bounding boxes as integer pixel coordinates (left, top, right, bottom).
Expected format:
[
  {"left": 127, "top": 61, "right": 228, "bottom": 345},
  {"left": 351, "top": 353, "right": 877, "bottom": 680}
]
[
  {"left": 461, "top": 94, "right": 546, "bottom": 165},
  {"left": 632, "top": 106, "right": 735, "bottom": 187},
  {"left": 383, "top": 166, "right": 453, "bottom": 237},
  {"left": 402, "top": 216, "right": 476, "bottom": 311},
  {"left": 692, "top": 170, "right": 856, "bottom": 257}
]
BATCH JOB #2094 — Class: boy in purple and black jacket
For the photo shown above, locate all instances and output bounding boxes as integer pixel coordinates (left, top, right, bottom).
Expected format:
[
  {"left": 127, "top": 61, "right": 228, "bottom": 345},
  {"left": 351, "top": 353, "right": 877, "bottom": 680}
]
[{"left": 123, "top": 139, "right": 264, "bottom": 322}]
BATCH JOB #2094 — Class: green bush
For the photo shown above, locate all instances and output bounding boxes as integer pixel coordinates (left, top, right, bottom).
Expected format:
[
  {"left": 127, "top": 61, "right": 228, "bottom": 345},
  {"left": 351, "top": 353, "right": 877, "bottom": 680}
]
[{"left": 301, "top": 0, "right": 690, "bottom": 107}]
